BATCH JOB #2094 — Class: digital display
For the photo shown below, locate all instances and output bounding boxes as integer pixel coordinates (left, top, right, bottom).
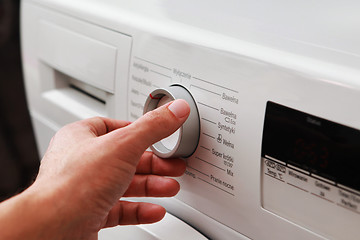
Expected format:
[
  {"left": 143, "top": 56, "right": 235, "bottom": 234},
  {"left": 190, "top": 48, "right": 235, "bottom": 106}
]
[{"left": 262, "top": 102, "right": 360, "bottom": 191}]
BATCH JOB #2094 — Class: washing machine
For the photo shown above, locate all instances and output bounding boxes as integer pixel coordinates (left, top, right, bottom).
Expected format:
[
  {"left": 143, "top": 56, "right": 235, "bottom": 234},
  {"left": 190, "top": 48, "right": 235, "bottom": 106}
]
[{"left": 21, "top": 0, "right": 360, "bottom": 239}]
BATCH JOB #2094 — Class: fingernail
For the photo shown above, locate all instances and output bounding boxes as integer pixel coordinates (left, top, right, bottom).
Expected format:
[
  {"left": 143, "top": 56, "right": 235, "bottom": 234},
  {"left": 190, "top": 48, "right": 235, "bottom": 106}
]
[{"left": 168, "top": 99, "right": 190, "bottom": 118}]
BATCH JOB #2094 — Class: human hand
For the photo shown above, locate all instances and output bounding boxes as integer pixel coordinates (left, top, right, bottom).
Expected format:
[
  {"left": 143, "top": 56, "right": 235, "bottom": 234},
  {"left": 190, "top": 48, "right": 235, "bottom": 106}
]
[{"left": 1, "top": 99, "right": 190, "bottom": 240}]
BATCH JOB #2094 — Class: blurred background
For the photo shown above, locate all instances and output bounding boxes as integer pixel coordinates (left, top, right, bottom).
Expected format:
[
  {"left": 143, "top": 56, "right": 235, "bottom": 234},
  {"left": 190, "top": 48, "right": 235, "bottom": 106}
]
[{"left": 0, "top": 0, "right": 40, "bottom": 201}]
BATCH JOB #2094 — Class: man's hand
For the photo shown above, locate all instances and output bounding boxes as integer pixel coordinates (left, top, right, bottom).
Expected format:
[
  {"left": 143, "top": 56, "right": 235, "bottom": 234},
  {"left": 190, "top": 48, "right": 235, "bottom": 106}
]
[{"left": 0, "top": 99, "right": 190, "bottom": 240}]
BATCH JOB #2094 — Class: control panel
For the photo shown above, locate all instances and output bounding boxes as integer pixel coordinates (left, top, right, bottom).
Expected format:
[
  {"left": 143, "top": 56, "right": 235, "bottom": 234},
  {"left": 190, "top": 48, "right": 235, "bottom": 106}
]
[
  {"left": 128, "top": 55, "right": 240, "bottom": 199},
  {"left": 126, "top": 36, "right": 360, "bottom": 239}
]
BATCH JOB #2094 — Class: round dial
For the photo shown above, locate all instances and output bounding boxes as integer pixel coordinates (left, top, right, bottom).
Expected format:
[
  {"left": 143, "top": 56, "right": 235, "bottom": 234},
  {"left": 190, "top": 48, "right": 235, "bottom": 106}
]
[{"left": 143, "top": 84, "right": 200, "bottom": 158}]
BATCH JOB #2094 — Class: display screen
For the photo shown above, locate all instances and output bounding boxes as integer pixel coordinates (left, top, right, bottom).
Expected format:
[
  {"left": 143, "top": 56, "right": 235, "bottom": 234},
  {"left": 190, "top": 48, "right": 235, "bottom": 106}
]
[{"left": 262, "top": 101, "right": 360, "bottom": 191}]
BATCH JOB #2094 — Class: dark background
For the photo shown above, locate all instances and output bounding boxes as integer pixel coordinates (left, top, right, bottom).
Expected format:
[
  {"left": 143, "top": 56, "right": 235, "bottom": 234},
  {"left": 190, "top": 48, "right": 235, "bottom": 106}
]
[{"left": 0, "top": 0, "right": 40, "bottom": 201}]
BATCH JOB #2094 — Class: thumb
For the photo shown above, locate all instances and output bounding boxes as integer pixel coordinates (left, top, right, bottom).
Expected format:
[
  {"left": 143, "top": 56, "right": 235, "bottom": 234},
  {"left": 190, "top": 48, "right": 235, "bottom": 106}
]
[
  {"left": 105, "top": 99, "right": 190, "bottom": 156},
  {"left": 131, "top": 99, "right": 190, "bottom": 148}
]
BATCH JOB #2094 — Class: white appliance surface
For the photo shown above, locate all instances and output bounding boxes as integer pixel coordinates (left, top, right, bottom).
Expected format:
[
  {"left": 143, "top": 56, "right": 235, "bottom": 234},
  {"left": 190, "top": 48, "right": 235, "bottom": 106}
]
[{"left": 21, "top": 0, "right": 360, "bottom": 239}]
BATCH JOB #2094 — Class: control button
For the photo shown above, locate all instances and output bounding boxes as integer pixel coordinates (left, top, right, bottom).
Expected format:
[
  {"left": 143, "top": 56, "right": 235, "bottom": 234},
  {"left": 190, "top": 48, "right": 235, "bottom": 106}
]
[{"left": 143, "top": 84, "right": 200, "bottom": 158}]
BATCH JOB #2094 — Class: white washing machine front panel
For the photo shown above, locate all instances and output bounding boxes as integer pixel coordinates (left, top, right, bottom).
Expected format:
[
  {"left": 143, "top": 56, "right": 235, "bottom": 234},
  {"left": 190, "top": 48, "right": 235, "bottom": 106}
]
[{"left": 21, "top": 1, "right": 360, "bottom": 239}]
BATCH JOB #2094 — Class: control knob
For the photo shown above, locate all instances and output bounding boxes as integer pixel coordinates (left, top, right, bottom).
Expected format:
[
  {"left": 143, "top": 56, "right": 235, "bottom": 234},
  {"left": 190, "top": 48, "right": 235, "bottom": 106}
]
[{"left": 143, "top": 84, "right": 200, "bottom": 158}]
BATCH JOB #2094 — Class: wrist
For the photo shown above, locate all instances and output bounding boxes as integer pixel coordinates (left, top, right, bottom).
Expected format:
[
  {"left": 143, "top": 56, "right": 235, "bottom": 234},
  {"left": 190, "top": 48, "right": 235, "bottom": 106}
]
[
  {"left": 0, "top": 184, "right": 66, "bottom": 240},
  {"left": 0, "top": 180, "right": 96, "bottom": 240},
  {"left": 28, "top": 178, "right": 100, "bottom": 239}
]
